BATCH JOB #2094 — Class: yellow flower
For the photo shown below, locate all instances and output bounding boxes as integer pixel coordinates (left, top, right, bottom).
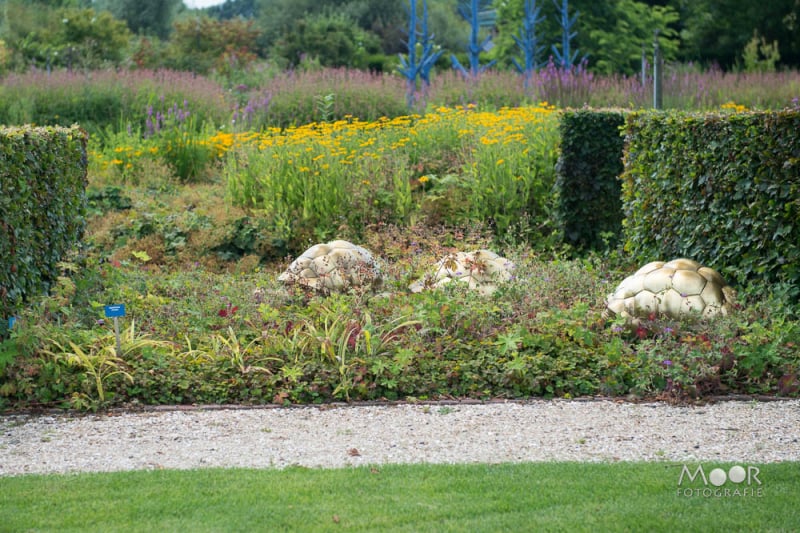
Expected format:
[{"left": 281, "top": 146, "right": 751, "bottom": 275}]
[
  {"left": 496, "top": 159, "right": 505, "bottom": 166},
  {"left": 418, "top": 175, "right": 430, "bottom": 184},
  {"left": 721, "top": 101, "right": 746, "bottom": 112}
]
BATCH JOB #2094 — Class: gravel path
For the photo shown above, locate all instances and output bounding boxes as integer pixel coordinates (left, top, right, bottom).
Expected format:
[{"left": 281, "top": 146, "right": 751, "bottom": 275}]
[{"left": 1, "top": 399, "right": 799, "bottom": 476}]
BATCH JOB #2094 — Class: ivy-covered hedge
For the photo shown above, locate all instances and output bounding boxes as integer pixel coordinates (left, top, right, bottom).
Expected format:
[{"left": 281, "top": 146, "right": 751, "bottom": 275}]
[
  {"left": 554, "top": 109, "right": 627, "bottom": 252},
  {"left": 621, "top": 110, "right": 800, "bottom": 296},
  {"left": 0, "top": 125, "right": 89, "bottom": 324}
]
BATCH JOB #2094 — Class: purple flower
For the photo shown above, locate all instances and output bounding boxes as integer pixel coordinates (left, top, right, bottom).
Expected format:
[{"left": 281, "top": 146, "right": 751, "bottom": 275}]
[{"left": 663, "top": 359, "right": 673, "bottom": 367}]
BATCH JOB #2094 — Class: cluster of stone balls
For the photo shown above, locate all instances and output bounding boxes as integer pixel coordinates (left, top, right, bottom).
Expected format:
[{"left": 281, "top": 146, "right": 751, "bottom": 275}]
[{"left": 278, "top": 240, "right": 736, "bottom": 321}]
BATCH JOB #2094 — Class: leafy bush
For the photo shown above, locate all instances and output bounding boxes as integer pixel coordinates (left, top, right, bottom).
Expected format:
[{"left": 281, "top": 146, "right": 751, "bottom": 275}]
[
  {"left": 555, "top": 109, "right": 627, "bottom": 252},
  {"left": 166, "top": 16, "right": 262, "bottom": 76},
  {"left": 621, "top": 109, "right": 800, "bottom": 301},
  {"left": 0, "top": 125, "right": 88, "bottom": 321}
]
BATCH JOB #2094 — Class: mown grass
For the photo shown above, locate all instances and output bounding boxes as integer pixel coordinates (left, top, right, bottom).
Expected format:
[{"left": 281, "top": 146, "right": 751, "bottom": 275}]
[{"left": 1, "top": 462, "right": 797, "bottom": 532}]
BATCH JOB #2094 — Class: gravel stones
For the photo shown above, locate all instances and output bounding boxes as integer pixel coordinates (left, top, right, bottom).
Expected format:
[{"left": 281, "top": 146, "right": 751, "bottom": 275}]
[{"left": 2, "top": 400, "right": 797, "bottom": 475}]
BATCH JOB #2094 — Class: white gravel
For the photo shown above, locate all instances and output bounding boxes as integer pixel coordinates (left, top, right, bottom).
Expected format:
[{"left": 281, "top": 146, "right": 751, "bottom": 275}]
[{"left": 1, "top": 400, "right": 799, "bottom": 476}]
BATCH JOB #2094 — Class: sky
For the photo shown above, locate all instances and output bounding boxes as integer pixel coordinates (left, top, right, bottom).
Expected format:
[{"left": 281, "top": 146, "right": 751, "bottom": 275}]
[{"left": 183, "top": 0, "right": 226, "bottom": 8}]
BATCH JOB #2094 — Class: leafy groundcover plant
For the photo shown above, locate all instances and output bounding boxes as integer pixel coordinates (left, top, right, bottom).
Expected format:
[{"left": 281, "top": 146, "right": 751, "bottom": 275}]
[
  {"left": 1, "top": 100, "right": 798, "bottom": 412},
  {"left": 0, "top": 240, "right": 797, "bottom": 411}
]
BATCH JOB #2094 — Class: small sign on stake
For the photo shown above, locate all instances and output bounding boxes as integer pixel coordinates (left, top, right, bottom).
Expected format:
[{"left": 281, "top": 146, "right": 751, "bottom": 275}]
[
  {"left": 104, "top": 305, "right": 126, "bottom": 355},
  {"left": 104, "top": 305, "right": 126, "bottom": 318}
]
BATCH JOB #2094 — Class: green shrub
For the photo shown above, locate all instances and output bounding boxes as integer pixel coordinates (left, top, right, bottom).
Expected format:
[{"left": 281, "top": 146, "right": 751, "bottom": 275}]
[
  {"left": 621, "top": 109, "right": 800, "bottom": 300},
  {"left": 0, "top": 125, "right": 88, "bottom": 322},
  {"left": 554, "top": 109, "right": 627, "bottom": 252}
]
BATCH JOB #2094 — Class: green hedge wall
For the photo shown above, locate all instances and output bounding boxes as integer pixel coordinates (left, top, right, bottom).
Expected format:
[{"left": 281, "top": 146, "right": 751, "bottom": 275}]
[
  {"left": 0, "top": 125, "right": 89, "bottom": 323},
  {"left": 554, "top": 109, "right": 627, "bottom": 252},
  {"left": 621, "top": 110, "right": 800, "bottom": 295}
]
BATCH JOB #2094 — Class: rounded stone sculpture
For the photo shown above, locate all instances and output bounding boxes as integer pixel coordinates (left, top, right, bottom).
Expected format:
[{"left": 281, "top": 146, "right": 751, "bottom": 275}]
[
  {"left": 606, "top": 258, "right": 735, "bottom": 321},
  {"left": 409, "top": 249, "right": 515, "bottom": 296},
  {"left": 278, "top": 240, "right": 382, "bottom": 293}
]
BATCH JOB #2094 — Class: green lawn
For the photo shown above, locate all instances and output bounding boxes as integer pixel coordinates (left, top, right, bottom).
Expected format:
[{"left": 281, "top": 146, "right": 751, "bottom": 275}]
[{"left": 1, "top": 462, "right": 797, "bottom": 532}]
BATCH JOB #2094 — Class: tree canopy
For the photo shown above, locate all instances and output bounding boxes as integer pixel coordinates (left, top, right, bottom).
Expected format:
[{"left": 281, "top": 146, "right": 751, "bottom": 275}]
[{"left": 1, "top": 0, "right": 798, "bottom": 76}]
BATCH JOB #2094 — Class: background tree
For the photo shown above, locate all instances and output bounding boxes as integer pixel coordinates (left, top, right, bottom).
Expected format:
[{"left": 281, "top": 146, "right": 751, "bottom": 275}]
[
  {"left": 166, "top": 15, "right": 262, "bottom": 75},
  {"left": 2, "top": 0, "right": 799, "bottom": 75},
  {"left": 588, "top": 0, "right": 679, "bottom": 75},
  {"left": 206, "top": 0, "right": 258, "bottom": 20},
  {"left": 95, "top": 0, "right": 182, "bottom": 40},
  {"left": 271, "top": 11, "right": 382, "bottom": 69},
  {"left": 253, "top": 0, "right": 465, "bottom": 67},
  {"left": 0, "top": 2, "right": 130, "bottom": 70},
  {"left": 494, "top": 0, "right": 681, "bottom": 74},
  {"left": 670, "top": 0, "right": 800, "bottom": 69},
  {"left": 53, "top": 8, "right": 132, "bottom": 69}
]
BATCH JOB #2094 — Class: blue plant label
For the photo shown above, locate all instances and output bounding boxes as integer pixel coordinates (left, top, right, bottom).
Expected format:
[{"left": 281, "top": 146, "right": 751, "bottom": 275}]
[
  {"left": 8, "top": 317, "right": 16, "bottom": 329},
  {"left": 104, "top": 304, "right": 126, "bottom": 318}
]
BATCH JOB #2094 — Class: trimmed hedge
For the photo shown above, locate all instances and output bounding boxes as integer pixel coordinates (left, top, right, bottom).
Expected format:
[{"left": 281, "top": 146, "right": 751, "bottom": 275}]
[
  {"left": 0, "top": 125, "right": 89, "bottom": 323},
  {"left": 621, "top": 110, "right": 800, "bottom": 296},
  {"left": 554, "top": 109, "right": 627, "bottom": 252}
]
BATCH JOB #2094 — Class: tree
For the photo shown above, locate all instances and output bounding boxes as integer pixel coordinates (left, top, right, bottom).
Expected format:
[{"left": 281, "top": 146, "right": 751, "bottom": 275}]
[
  {"left": 397, "top": 0, "right": 445, "bottom": 109},
  {"left": 551, "top": 0, "right": 581, "bottom": 69},
  {"left": 0, "top": 3, "right": 131, "bottom": 70},
  {"left": 588, "top": 0, "right": 679, "bottom": 75},
  {"left": 96, "top": 0, "right": 182, "bottom": 39},
  {"left": 254, "top": 0, "right": 463, "bottom": 65},
  {"left": 271, "top": 11, "right": 382, "bottom": 69},
  {"left": 167, "top": 15, "right": 262, "bottom": 74},
  {"left": 54, "top": 8, "right": 132, "bottom": 68},
  {"left": 494, "top": 0, "right": 681, "bottom": 74},
  {"left": 206, "top": 0, "right": 258, "bottom": 20},
  {"left": 671, "top": 0, "right": 800, "bottom": 69}
]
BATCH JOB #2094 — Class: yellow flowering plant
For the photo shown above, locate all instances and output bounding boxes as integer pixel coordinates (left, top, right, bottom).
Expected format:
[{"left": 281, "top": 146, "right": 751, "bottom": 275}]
[{"left": 220, "top": 104, "right": 560, "bottom": 244}]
